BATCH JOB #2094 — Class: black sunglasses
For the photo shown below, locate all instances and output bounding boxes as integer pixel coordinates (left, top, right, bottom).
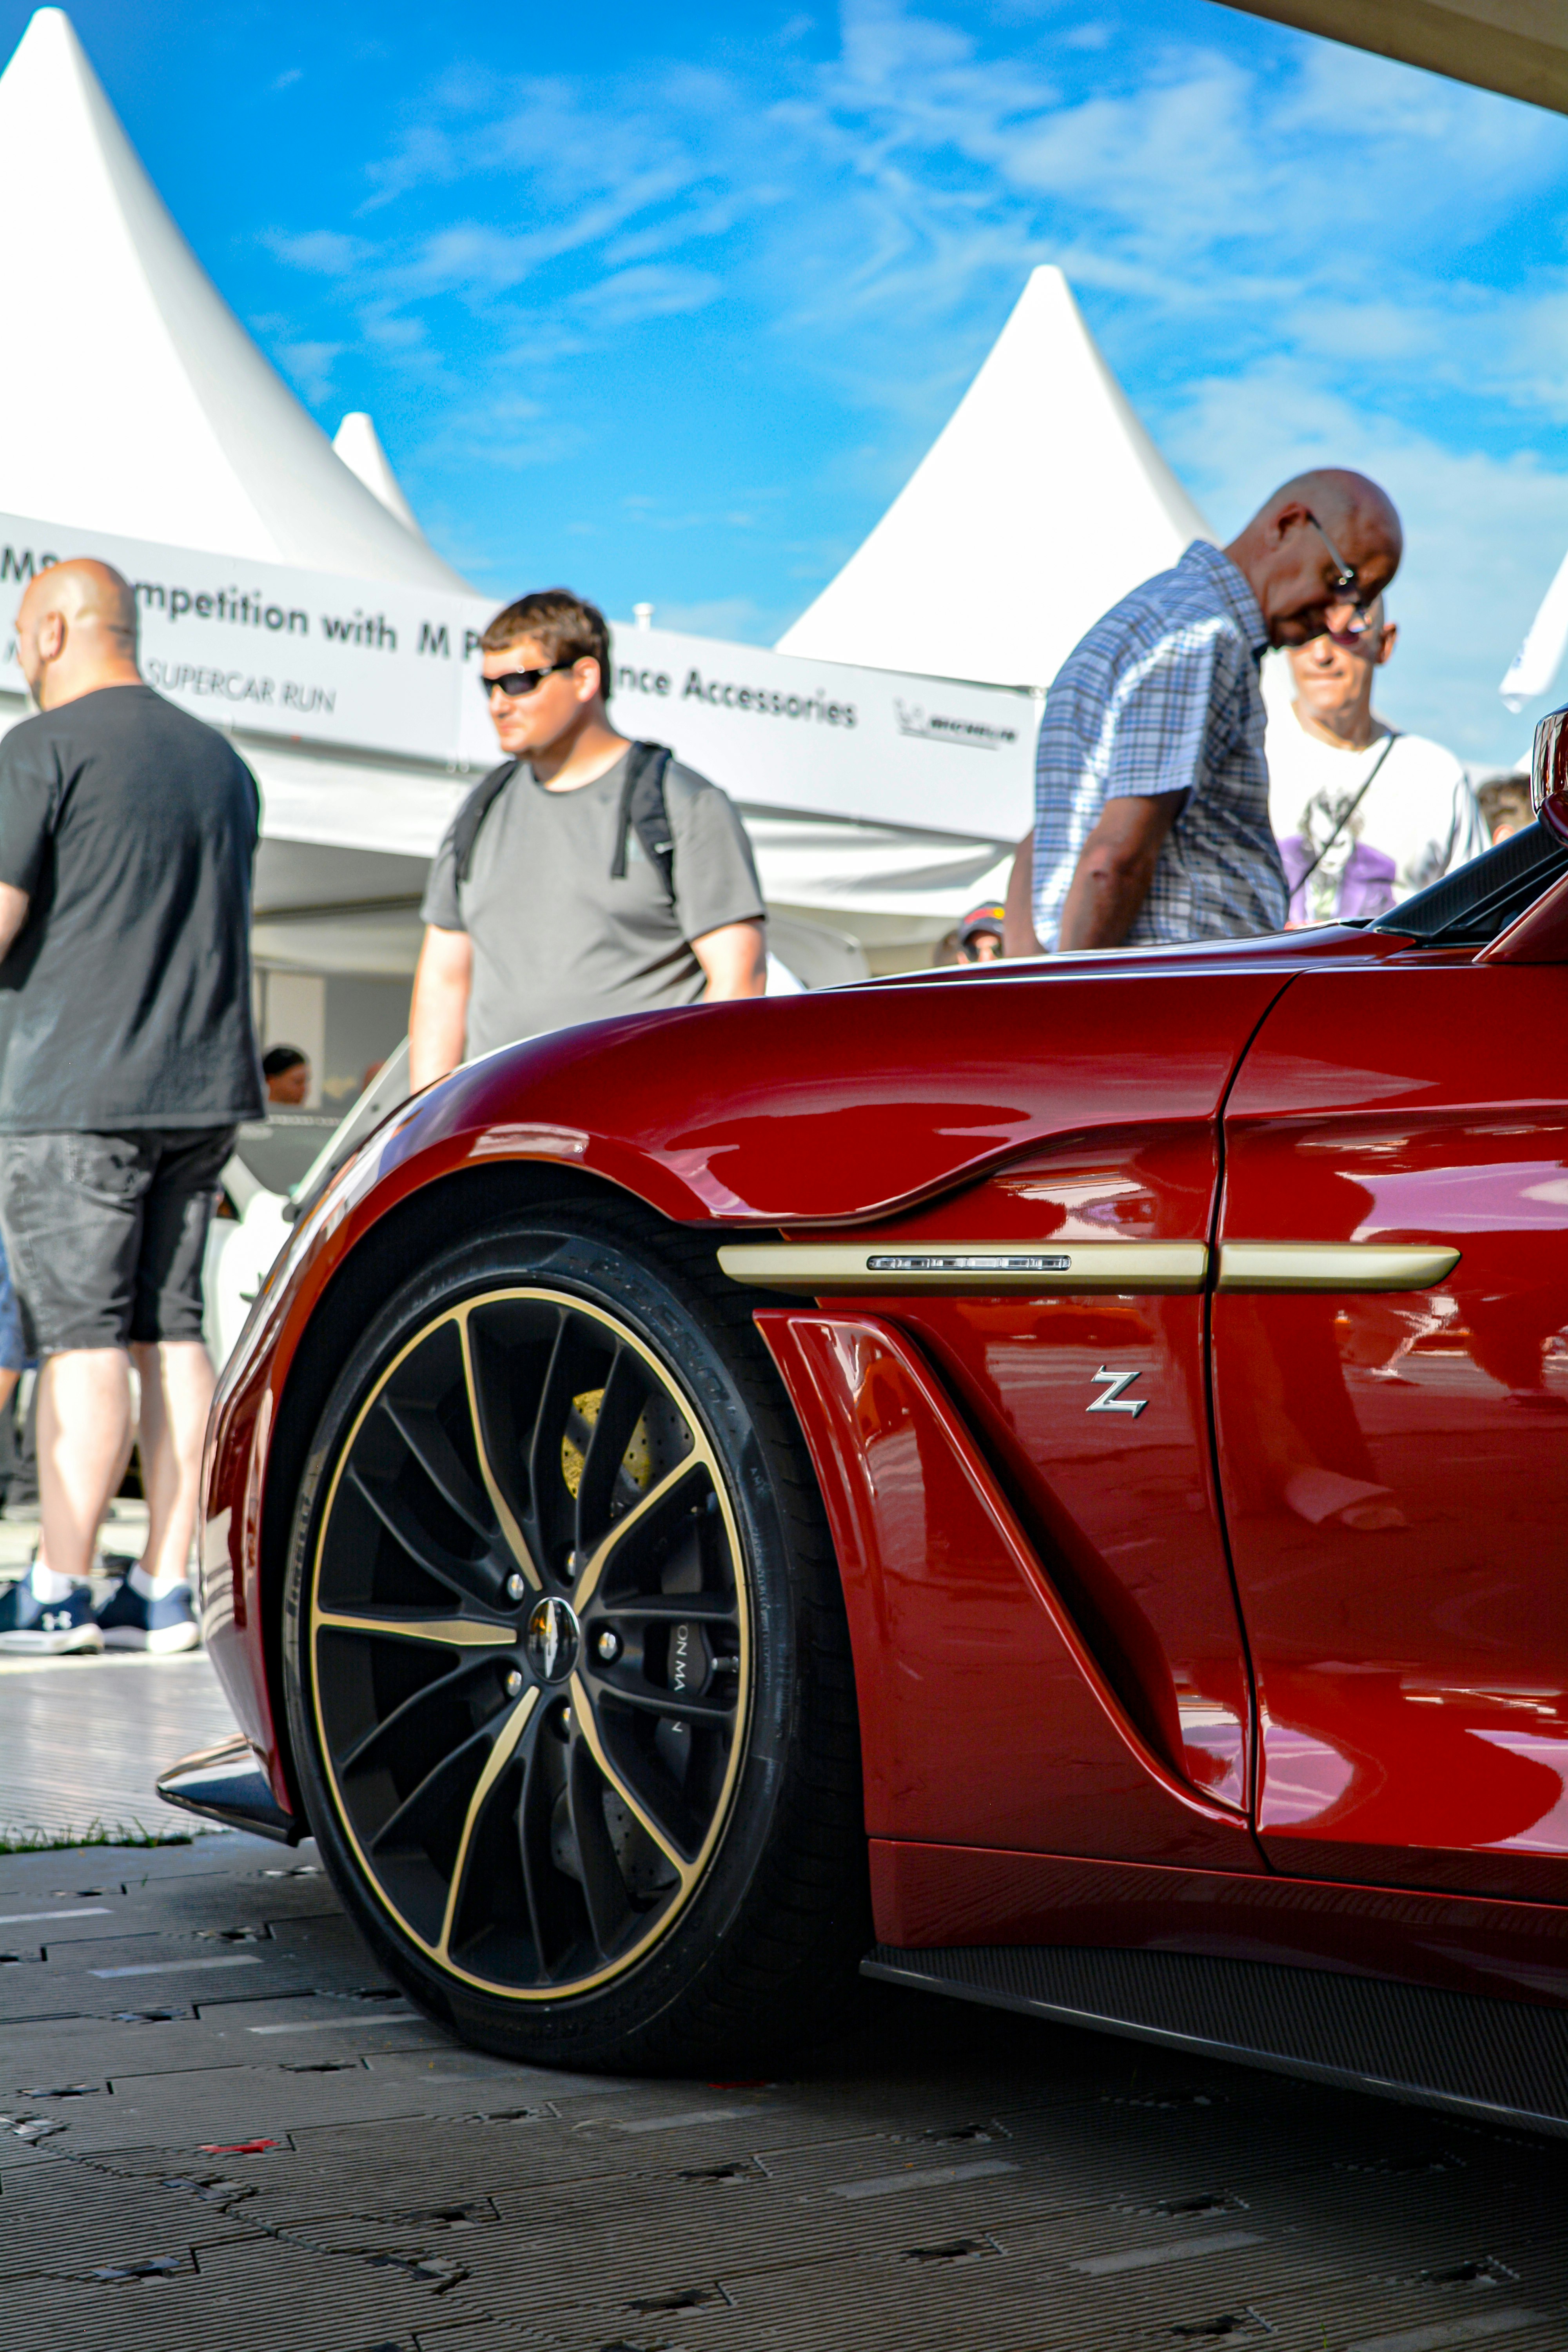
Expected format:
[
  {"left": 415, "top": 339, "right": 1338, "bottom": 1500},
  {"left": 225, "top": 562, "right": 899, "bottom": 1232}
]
[
  {"left": 478, "top": 662, "right": 577, "bottom": 700},
  {"left": 1305, "top": 512, "right": 1359, "bottom": 598},
  {"left": 1304, "top": 512, "right": 1378, "bottom": 640}
]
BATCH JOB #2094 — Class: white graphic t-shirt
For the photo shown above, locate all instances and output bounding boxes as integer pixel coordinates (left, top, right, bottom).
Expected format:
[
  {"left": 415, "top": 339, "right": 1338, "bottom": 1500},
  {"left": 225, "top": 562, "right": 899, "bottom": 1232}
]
[{"left": 1266, "top": 707, "right": 1487, "bottom": 925}]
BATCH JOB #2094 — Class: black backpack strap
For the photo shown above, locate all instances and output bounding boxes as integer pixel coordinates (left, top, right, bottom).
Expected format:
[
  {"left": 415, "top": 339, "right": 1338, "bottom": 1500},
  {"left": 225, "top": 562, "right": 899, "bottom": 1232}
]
[
  {"left": 610, "top": 742, "right": 675, "bottom": 902},
  {"left": 451, "top": 759, "right": 519, "bottom": 886}
]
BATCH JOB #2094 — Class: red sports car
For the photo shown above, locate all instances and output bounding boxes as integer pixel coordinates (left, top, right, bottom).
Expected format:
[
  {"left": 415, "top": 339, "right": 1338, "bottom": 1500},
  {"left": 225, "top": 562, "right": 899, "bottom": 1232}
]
[{"left": 163, "top": 725, "right": 1568, "bottom": 2131}]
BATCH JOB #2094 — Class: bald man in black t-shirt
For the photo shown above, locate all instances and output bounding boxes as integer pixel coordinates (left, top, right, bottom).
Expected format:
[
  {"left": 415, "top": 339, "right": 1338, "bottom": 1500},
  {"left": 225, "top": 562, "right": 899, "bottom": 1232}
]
[{"left": 0, "top": 560, "right": 263, "bottom": 1655}]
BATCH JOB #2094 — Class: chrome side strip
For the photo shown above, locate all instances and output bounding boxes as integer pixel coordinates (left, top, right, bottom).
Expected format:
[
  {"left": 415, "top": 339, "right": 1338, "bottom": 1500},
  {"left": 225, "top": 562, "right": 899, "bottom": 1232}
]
[
  {"left": 717, "top": 1241, "right": 1209, "bottom": 1294},
  {"left": 1217, "top": 1243, "right": 1460, "bottom": 1293}
]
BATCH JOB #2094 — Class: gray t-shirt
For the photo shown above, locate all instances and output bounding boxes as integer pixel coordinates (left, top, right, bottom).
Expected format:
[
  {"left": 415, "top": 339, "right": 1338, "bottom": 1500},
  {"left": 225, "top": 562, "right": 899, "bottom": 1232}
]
[
  {"left": 421, "top": 749, "right": 765, "bottom": 1059},
  {"left": 0, "top": 683, "right": 264, "bottom": 1133}
]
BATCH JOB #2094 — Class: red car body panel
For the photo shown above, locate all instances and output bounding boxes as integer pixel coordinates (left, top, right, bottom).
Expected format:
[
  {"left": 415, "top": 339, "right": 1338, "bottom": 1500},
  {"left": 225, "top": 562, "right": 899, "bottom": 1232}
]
[
  {"left": 198, "top": 916, "right": 1568, "bottom": 2012},
  {"left": 1218, "top": 964, "right": 1568, "bottom": 1906},
  {"left": 755, "top": 1310, "right": 1259, "bottom": 1867}
]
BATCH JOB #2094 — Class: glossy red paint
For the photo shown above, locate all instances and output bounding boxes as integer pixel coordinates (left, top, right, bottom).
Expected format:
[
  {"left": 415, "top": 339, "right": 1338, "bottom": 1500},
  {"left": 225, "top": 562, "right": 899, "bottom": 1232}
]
[
  {"left": 1218, "top": 965, "right": 1568, "bottom": 1902},
  {"left": 197, "top": 907, "right": 1568, "bottom": 2036},
  {"left": 1479, "top": 865, "right": 1568, "bottom": 963},
  {"left": 406, "top": 961, "right": 1292, "bottom": 1229},
  {"left": 755, "top": 1308, "right": 1260, "bottom": 1867},
  {"left": 202, "top": 958, "right": 1292, "bottom": 1802},
  {"left": 795, "top": 1131, "right": 1253, "bottom": 1804},
  {"left": 869, "top": 1842, "right": 1568, "bottom": 2007}
]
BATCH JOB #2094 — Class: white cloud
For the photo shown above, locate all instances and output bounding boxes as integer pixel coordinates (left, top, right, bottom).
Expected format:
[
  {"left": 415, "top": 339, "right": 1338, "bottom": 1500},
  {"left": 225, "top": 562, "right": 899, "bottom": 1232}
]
[
  {"left": 1165, "top": 359, "right": 1568, "bottom": 762},
  {"left": 249, "top": 0, "right": 1568, "bottom": 746},
  {"left": 572, "top": 263, "right": 723, "bottom": 328},
  {"left": 262, "top": 229, "right": 373, "bottom": 275}
]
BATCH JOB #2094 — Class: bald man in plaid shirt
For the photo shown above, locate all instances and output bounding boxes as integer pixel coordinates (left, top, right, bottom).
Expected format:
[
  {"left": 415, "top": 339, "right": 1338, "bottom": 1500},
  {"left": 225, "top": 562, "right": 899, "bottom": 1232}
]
[{"left": 1007, "top": 470, "right": 1403, "bottom": 956}]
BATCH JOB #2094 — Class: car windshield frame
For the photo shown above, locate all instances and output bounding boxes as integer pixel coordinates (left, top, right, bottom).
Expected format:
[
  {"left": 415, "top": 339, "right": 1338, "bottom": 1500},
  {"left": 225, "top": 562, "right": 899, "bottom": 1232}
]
[{"left": 1369, "top": 817, "right": 1568, "bottom": 949}]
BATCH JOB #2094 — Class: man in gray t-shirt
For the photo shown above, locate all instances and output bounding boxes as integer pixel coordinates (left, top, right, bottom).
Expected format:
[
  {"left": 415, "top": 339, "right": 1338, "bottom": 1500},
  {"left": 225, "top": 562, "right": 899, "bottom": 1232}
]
[{"left": 410, "top": 589, "right": 766, "bottom": 1085}]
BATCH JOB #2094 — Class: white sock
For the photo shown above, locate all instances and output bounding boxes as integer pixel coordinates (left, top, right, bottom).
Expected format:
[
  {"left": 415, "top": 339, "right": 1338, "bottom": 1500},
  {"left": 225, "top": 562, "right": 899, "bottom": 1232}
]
[
  {"left": 130, "top": 1563, "right": 185, "bottom": 1601},
  {"left": 29, "top": 1561, "right": 77, "bottom": 1603}
]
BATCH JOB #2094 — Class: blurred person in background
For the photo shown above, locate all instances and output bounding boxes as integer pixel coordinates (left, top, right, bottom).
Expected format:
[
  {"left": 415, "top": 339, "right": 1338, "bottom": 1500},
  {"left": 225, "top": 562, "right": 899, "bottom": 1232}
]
[
  {"left": 1014, "top": 470, "right": 1402, "bottom": 954},
  {"left": 1269, "top": 596, "right": 1485, "bottom": 924},
  {"left": 410, "top": 589, "right": 766, "bottom": 1089},
  {"left": 956, "top": 902, "right": 1005, "bottom": 962},
  {"left": 263, "top": 1044, "right": 310, "bottom": 1105},
  {"left": 1476, "top": 774, "right": 1533, "bottom": 846}
]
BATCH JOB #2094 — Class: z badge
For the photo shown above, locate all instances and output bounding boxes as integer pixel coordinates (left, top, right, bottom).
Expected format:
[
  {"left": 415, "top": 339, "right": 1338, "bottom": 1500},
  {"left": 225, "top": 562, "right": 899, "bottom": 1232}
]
[{"left": 1086, "top": 1366, "right": 1148, "bottom": 1418}]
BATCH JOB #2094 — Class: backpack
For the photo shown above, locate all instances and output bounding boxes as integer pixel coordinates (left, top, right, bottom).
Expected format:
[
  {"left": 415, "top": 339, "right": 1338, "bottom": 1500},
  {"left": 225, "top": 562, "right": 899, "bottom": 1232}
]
[{"left": 451, "top": 741, "right": 676, "bottom": 902}]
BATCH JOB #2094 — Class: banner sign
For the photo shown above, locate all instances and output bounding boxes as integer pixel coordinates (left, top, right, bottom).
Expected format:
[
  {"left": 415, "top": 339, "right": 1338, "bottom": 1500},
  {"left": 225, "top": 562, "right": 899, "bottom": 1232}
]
[{"left": 0, "top": 511, "right": 1038, "bottom": 840}]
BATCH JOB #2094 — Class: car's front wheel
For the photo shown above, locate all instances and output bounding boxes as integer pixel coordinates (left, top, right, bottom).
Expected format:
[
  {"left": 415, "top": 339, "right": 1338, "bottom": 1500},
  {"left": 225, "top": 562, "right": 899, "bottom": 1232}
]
[{"left": 281, "top": 1200, "right": 868, "bottom": 2071}]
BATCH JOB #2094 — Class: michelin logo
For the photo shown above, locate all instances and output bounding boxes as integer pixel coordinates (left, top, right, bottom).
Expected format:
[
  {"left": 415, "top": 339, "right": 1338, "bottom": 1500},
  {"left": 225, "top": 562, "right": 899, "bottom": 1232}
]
[{"left": 895, "top": 700, "right": 1018, "bottom": 749}]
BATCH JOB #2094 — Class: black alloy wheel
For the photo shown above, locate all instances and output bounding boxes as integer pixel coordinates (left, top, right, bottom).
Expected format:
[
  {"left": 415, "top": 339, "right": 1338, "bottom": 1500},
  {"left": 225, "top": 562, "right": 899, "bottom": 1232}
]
[{"left": 283, "top": 1203, "right": 869, "bottom": 2070}]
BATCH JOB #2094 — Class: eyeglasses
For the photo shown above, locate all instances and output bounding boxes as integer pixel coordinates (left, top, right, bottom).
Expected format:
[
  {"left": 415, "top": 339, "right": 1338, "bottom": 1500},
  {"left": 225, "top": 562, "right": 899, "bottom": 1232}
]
[
  {"left": 1305, "top": 513, "right": 1375, "bottom": 639},
  {"left": 478, "top": 662, "right": 576, "bottom": 700}
]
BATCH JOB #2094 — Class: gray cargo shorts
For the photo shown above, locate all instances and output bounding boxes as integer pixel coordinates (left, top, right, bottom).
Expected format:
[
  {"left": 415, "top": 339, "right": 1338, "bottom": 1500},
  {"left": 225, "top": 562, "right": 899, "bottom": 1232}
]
[{"left": 0, "top": 1127, "right": 237, "bottom": 1357}]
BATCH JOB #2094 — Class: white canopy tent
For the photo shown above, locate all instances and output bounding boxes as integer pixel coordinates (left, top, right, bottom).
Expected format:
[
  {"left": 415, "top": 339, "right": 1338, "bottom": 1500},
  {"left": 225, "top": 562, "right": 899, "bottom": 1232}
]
[
  {"left": 9, "top": 8, "right": 1264, "bottom": 1105},
  {"left": 0, "top": 11, "right": 469, "bottom": 593},
  {"left": 777, "top": 266, "right": 1212, "bottom": 691}
]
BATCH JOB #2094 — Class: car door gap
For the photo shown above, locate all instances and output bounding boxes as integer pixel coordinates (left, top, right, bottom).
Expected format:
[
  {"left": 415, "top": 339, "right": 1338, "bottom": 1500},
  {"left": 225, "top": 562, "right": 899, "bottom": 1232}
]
[{"left": 1203, "top": 973, "right": 1295, "bottom": 1853}]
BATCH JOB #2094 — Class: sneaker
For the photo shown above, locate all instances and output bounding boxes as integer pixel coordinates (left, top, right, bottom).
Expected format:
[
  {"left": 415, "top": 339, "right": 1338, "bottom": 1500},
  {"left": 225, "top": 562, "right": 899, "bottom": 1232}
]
[
  {"left": 0, "top": 1577, "right": 103, "bottom": 1654},
  {"left": 95, "top": 1574, "right": 199, "bottom": 1654}
]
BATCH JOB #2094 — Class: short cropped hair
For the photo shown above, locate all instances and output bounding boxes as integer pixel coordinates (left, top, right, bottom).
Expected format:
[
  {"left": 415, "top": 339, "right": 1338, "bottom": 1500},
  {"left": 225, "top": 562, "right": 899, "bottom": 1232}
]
[
  {"left": 481, "top": 589, "right": 612, "bottom": 698},
  {"left": 262, "top": 1044, "right": 308, "bottom": 1080}
]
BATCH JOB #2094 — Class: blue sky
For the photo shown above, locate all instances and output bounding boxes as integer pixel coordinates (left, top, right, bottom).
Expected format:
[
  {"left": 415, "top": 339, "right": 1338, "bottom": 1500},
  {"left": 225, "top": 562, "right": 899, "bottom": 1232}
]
[{"left": 11, "top": 0, "right": 1568, "bottom": 762}]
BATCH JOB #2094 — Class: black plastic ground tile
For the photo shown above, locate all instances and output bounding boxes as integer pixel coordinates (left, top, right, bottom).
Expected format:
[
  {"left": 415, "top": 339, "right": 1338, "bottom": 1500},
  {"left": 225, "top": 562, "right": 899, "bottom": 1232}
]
[
  {"left": 0, "top": 1931, "right": 290, "bottom": 2022},
  {"left": 1189, "top": 2272, "right": 1568, "bottom": 2352},
  {"left": 989, "top": 2084, "right": 1394, "bottom": 2200},
  {"left": 110, "top": 2111, "right": 640, "bottom": 2230},
  {"left": 0, "top": 2236, "right": 481, "bottom": 2352},
  {"left": 0, "top": 1853, "right": 338, "bottom": 1947},
  {"left": 362, "top": 2051, "right": 590, "bottom": 2099},
  {"left": 65, "top": 2060, "right": 625, "bottom": 2154},
  {"left": 475, "top": 2162, "right": 1034, "bottom": 2309},
  {"left": 203, "top": 1991, "right": 452, "bottom": 2054},
  {"left": 0, "top": 2147, "right": 263, "bottom": 2281},
  {"left": 189, "top": 2227, "right": 499, "bottom": 2336},
  {"left": 0, "top": 1994, "right": 443, "bottom": 2089}
]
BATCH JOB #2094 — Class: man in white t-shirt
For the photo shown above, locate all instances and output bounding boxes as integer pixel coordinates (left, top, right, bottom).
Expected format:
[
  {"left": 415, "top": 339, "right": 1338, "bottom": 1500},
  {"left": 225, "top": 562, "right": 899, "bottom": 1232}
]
[{"left": 1267, "top": 597, "right": 1486, "bottom": 925}]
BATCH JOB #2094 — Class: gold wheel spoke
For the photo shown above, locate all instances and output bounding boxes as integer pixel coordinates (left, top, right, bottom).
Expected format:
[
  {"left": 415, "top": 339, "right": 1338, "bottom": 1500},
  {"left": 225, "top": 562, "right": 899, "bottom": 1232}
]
[
  {"left": 572, "top": 1452, "right": 712, "bottom": 1611},
  {"left": 457, "top": 1310, "right": 543, "bottom": 1592},
  {"left": 437, "top": 1688, "right": 538, "bottom": 1961},
  {"left": 316, "top": 1608, "right": 515, "bottom": 1650},
  {"left": 568, "top": 1672, "right": 697, "bottom": 1882}
]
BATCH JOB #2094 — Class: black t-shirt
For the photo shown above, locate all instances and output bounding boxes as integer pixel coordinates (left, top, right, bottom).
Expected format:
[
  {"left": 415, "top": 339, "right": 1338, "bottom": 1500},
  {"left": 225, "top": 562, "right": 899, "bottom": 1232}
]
[{"left": 0, "top": 684, "right": 265, "bottom": 1132}]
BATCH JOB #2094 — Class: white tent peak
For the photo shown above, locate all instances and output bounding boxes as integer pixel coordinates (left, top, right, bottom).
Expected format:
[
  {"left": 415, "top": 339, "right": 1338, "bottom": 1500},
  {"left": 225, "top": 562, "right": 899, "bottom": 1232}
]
[
  {"left": 776, "top": 265, "right": 1211, "bottom": 691},
  {"left": 333, "top": 413, "right": 425, "bottom": 538},
  {"left": 0, "top": 9, "right": 472, "bottom": 591}
]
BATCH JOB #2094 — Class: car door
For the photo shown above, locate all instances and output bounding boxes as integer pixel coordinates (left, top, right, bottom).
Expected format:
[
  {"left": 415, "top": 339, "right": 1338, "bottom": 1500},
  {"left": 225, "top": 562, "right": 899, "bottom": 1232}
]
[
  {"left": 740, "top": 959, "right": 1287, "bottom": 1875},
  {"left": 1214, "top": 958, "right": 1568, "bottom": 1901}
]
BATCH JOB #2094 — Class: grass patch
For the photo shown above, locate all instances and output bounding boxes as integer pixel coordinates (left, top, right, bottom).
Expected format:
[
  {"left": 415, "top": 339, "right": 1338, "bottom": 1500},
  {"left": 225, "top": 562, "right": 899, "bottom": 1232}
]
[{"left": 0, "top": 1815, "right": 231, "bottom": 1853}]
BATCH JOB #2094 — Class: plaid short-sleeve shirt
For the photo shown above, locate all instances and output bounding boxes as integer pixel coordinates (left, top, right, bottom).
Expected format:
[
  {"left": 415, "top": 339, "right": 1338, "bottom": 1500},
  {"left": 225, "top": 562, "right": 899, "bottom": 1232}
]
[{"left": 1032, "top": 540, "right": 1288, "bottom": 950}]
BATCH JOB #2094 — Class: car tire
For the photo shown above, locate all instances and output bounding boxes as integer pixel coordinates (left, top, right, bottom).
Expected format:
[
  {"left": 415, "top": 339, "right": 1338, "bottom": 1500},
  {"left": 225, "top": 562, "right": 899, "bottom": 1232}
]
[{"left": 281, "top": 1196, "right": 871, "bottom": 2072}]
